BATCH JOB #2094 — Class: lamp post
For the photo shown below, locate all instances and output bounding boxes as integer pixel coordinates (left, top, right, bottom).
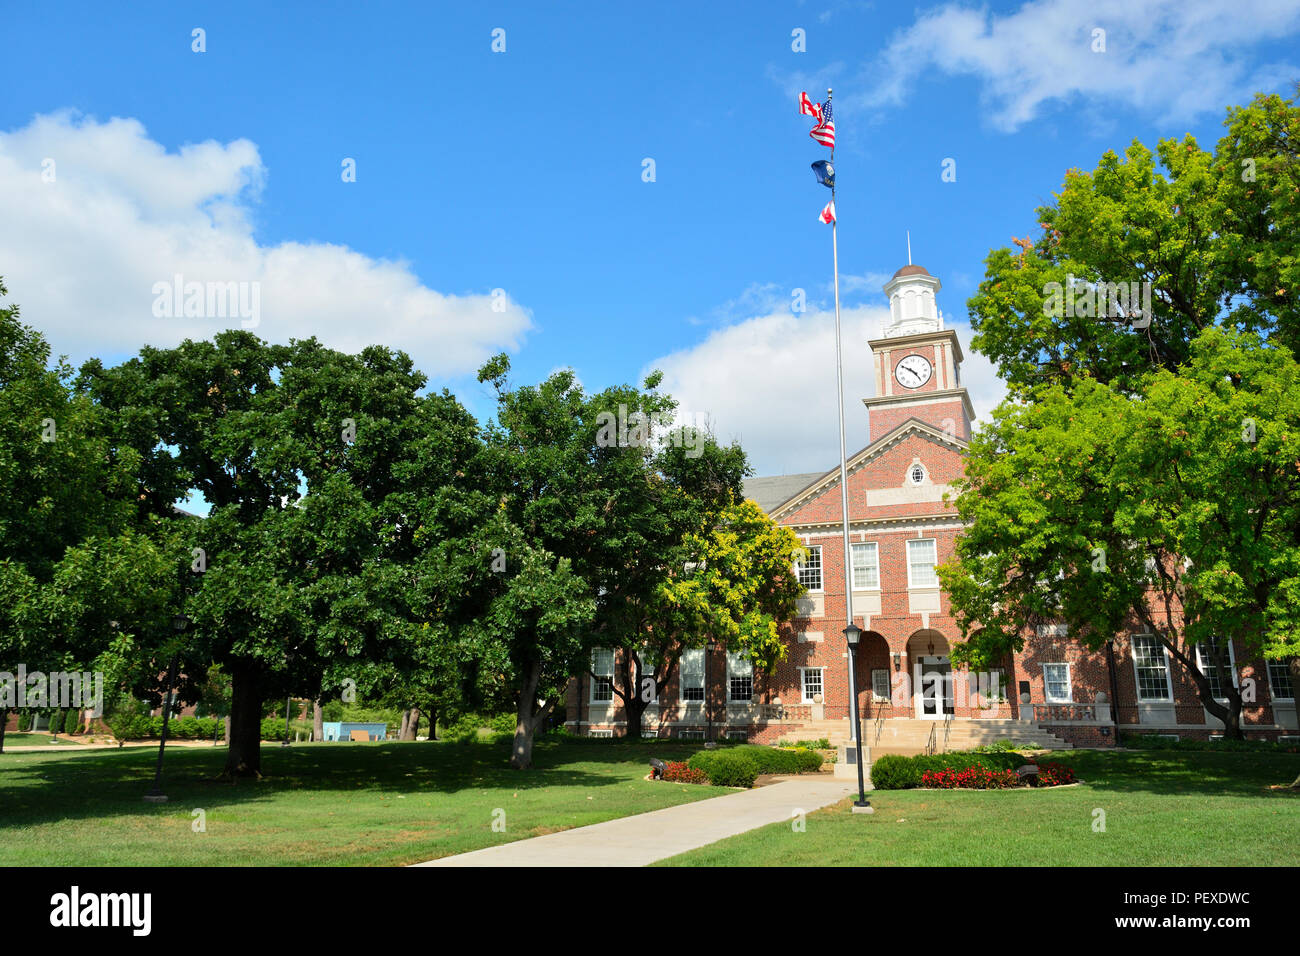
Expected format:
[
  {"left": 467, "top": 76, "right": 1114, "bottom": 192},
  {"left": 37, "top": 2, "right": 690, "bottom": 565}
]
[
  {"left": 843, "top": 624, "right": 872, "bottom": 812},
  {"left": 282, "top": 696, "right": 292, "bottom": 747},
  {"left": 145, "top": 613, "right": 186, "bottom": 803},
  {"left": 705, "top": 637, "right": 719, "bottom": 742}
]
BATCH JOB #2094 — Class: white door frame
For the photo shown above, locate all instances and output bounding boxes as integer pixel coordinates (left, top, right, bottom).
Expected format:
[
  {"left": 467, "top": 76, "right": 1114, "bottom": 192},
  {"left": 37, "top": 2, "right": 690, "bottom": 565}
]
[{"left": 914, "top": 655, "right": 952, "bottom": 719}]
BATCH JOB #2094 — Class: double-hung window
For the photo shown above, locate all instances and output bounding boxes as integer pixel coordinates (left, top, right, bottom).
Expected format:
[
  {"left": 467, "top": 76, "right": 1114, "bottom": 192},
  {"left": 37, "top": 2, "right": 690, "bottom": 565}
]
[
  {"left": 851, "top": 542, "right": 879, "bottom": 590},
  {"left": 634, "top": 650, "right": 658, "bottom": 705},
  {"left": 1042, "top": 663, "right": 1072, "bottom": 703},
  {"left": 1267, "top": 658, "right": 1295, "bottom": 701},
  {"left": 801, "top": 667, "right": 824, "bottom": 703},
  {"left": 1132, "top": 635, "right": 1172, "bottom": 701},
  {"left": 907, "top": 538, "right": 938, "bottom": 588},
  {"left": 796, "top": 546, "right": 823, "bottom": 591},
  {"left": 871, "top": 668, "right": 891, "bottom": 702},
  {"left": 680, "top": 647, "right": 705, "bottom": 702},
  {"left": 727, "top": 652, "right": 753, "bottom": 702},
  {"left": 1194, "top": 637, "right": 1238, "bottom": 700},
  {"left": 590, "top": 648, "right": 614, "bottom": 703}
]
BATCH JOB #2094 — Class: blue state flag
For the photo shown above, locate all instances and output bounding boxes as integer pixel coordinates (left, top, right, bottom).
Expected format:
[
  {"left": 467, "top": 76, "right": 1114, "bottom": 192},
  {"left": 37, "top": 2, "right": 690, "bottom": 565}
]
[{"left": 811, "top": 159, "right": 835, "bottom": 188}]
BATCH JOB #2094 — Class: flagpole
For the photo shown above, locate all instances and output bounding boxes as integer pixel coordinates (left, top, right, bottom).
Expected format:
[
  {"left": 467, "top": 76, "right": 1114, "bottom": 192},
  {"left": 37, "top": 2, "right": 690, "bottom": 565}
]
[{"left": 824, "top": 89, "right": 868, "bottom": 809}]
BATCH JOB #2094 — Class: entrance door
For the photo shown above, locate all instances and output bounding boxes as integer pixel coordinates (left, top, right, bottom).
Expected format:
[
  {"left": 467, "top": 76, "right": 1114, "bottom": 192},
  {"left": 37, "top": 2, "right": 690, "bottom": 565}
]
[{"left": 914, "top": 656, "right": 954, "bottom": 719}]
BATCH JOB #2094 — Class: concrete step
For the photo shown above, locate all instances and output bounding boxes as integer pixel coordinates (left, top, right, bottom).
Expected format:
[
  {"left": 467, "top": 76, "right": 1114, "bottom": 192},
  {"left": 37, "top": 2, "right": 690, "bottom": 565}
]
[{"left": 770, "top": 718, "right": 1072, "bottom": 755}]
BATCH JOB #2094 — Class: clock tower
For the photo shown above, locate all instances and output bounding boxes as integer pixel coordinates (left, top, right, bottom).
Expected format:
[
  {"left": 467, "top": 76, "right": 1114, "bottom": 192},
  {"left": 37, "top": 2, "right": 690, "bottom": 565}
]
[{"left": 864, "top": 263, "right": 974, "bottom": 443}]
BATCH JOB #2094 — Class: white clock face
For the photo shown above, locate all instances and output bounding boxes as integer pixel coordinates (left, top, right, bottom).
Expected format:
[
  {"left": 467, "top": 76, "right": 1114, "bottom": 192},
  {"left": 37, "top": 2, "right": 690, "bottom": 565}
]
[{"left": 895, "top": 355, "right": 933, "bottom": 389}]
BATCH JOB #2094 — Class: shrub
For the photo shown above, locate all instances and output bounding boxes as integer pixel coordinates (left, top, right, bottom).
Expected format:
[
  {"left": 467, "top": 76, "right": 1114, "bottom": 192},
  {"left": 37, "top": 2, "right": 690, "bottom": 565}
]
[
  {"left": 1122, "top": 733, "right": 1297, "bottom": 754},
  {"left": 17, "top": 712, "right": 32, "bottom": 732},
  {"left": 662, "top": 761, "right": 709, "bottom": 784},
  {"left": 61, "top": 709, "right": 83, "bottom": 735},
  {"left": 970, "top": 740, "right": 1038, "bottom": 753},
  {"left": 719, "top": 745, "right": 824, "bottom": 775},
  {"left": 795, "top": 738, "right": 831, "bottom": 750},
  {"left": 870, "top": 751, "right": 1028, "bottom": 790},
  {"left": 869, "top": 754, "right": 922, "bottom": 789},
  {"left": 687, "top": 750, "right": 758, "bottom": 788}
]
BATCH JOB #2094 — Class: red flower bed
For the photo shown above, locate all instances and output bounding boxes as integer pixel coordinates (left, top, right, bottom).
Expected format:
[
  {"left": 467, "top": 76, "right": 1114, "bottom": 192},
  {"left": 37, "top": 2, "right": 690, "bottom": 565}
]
[
  {"left": 1035, "top": 762, "right": 1075, "bottom": 786},
  {"left": 921, "top": 765, "right": 1021, "bottom": 789},
  {"left": 920, "top": 762, "right": 1076, "bottom": 789},
  {"left": 662, "top": 761, "right": 709, "bottom": 785}
]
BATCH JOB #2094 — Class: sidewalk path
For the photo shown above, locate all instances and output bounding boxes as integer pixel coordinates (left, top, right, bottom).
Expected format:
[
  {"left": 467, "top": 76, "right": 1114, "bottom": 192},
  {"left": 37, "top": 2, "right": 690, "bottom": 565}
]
[{"left": 414, "top": 776, "right": 856, "bottom": 867}]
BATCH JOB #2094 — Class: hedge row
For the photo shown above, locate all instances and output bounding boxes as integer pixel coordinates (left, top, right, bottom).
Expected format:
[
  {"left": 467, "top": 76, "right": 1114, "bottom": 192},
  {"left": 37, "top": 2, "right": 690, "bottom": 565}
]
[
  {"left": 870, "top": 751, "right": 1028, "bottom": 790},
  {"left": 105, "top": 714, "right": 306, "bottom": 741},
  {"left": 1122, "top": 733, "right": 1300, "bottom": 753},
  {"left": 731, "top": 745, "right": 823, "bottom": 774},
  {"left": 686, "top": 746, "right": 824, "bottom": 788}
]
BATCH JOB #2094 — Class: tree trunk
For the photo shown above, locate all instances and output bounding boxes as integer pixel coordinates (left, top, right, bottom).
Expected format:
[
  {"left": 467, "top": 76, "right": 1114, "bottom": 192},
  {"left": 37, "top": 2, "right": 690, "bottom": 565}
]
[
  {"left": 427, "top": 709, "right": 438, "bottom": 741},
  {"left": 0, "top": 708, "right": 7, "bottom": 754},
  {"left": 624, "top": 693, "right": 646, "bottom": 739},
  {"left": 1290, "top": 659, "right": 1300, "bottom": 788},
  {"left": 511, "top": 661, "right": 553, "bottom": 769},
  {"left": 223, "top": 668, "right": 263, "bottom": 778},
  {"left": 403, "top": 707, "right": 421, "bottom": 741},
  {"left": 312, "top": 699, "right": 323, "bottom": 742},
  {"left": 398, "top": 709, "right": 410, "bottom": 740}
]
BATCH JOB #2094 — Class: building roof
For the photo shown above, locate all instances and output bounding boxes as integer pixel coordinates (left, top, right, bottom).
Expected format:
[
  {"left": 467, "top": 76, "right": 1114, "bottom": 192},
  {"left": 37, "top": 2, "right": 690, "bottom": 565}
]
[
  {"left": 891, "top": 264, "right": 931, "bottom": 279},
  {"left": 742, "top": 472, "right": 826, "bottom": 512}
]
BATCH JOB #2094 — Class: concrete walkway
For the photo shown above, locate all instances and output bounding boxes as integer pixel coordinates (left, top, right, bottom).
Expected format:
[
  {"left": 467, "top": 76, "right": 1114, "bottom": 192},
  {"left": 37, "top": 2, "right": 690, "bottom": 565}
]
[{"left": 414, "top": 776, "right": 857, "bottom": 867}]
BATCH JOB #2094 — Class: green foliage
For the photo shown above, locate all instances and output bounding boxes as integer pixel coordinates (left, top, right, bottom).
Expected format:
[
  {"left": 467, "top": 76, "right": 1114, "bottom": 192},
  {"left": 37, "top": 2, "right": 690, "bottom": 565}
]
[
  {"left": 941, "top": 327, "right": 1300, "bottom": 721},
  {"left": 969, "top": 740, "right": 1041, "bottom": 753},
  {"left": 870, "top": 751, "right": 1028, "bottom": 790},
  {"left": 687, "top": 749, "right": 759, "bottom": 788},
  {"left": 60, "top": 708, "right": 82, "bottom": 735},
  {"left": 967, "top": 89, "right": 1300, "bottom": 394},
  {"left": 724, "top": 744, "right": 823, "bottom": 774},
  {"left": 1122, "top": 733, "right": 1299, "bottom": 753},
  {"left": 441, "top": 712, "right": 516, "bottom": 744},
  {"left": 16, "top": 712, "right": 31, "bottom": 732},
  {"left": 777, "top": 737, "right": 831, "bottom": 750}
]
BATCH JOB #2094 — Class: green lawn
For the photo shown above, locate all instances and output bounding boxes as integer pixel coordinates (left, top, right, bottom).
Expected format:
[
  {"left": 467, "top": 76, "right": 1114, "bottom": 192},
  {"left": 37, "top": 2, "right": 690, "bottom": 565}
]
[
  {"left": 656, "top": 750, "right": 1300, "bottom": 866},
  {"left": 0, "top": 739, "right": 725, "bottom": 866}
]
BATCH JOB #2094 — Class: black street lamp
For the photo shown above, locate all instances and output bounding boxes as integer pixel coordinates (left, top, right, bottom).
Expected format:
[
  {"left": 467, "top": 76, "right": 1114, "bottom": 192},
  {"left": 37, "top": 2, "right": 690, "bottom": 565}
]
[
  {"left": 144, "top": 613, "right": 186, "bottom": 803},
  {"left": 282, "top": 696, "right": 292, "bottom": 747},
  {"left": 844, "top": 624, "right": 872, "bottom": 812},
  {"left": 705, "top": 637, "right": 719, "bottom": 742}
]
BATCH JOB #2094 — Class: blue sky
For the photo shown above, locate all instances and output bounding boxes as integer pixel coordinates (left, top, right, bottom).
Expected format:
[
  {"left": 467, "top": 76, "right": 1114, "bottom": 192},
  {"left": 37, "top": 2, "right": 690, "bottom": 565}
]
[{"left": 4, "top": 0, "right": 1299, "bottom": 478}]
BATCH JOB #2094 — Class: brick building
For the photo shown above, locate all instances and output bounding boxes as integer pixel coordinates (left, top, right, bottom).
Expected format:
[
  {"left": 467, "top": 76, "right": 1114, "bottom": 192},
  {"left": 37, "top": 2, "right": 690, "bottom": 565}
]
[{"left": 565, "top": 263, "right": 1298, "bottom": 750}]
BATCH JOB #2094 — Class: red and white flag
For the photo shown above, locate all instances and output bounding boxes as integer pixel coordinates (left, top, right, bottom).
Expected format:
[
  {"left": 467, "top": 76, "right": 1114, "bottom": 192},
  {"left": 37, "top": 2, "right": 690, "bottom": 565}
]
[
  {"left": 798, "top": 91, "right": 822, "bottom": 123},
  {"left": 819, "top": 200, "right": 836, "bottom": 224}
]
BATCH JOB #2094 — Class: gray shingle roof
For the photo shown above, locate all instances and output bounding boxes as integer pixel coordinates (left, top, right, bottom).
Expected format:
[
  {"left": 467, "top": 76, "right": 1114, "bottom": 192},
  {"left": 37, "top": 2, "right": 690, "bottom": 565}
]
[{"left": 742, "top": 472, "right": 826, "bottom": 513}]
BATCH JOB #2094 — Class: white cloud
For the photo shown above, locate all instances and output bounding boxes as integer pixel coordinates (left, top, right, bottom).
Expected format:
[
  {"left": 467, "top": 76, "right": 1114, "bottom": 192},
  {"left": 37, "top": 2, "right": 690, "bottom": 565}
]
[
  {"left": 851, "top": 0, "right": 1300, "bottom": 132},
  {"left": 647, "top": 300, "right": 1008, "bottom": 476},
  {"left": 0, "top": 111, "right": 532, "bottom": 375}
]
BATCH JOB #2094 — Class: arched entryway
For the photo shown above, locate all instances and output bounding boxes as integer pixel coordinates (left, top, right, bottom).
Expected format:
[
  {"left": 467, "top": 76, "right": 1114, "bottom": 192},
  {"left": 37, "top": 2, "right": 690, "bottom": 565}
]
[
  {"left": 907, "top": 629, "right": 954, "bottom": 719},
  {"left": 855, "top": 631, "right": 891, "bottom": 719}
]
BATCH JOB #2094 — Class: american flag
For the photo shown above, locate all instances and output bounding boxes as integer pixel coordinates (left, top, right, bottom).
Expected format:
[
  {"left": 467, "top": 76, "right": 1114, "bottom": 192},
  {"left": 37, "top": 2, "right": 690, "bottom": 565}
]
[
  {"left": 798, "top": 91, "right": 823, "bottom": 123},
  {"left": 819, "top": 200, "right": 836, "bottom": 224},
  {"left": 810, "top": 100, "right": 835, "bottom": 148}
]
